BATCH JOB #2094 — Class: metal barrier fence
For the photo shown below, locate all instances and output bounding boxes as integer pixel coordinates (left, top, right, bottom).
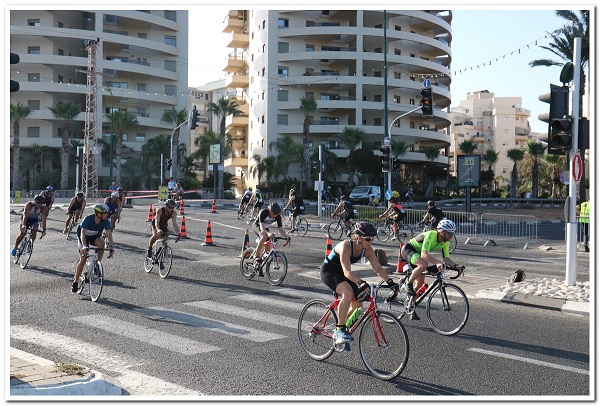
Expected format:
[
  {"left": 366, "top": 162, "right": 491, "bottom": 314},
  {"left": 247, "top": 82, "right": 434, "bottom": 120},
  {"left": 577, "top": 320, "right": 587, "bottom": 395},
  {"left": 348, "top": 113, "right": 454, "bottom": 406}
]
[{"left": 478, "top": 213, "right": 538, "bottom": 249}]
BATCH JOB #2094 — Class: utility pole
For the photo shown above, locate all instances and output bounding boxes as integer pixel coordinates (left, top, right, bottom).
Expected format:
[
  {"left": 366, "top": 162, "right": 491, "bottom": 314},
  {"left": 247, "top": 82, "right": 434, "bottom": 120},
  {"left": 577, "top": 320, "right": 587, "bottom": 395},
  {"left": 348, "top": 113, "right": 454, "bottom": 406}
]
[{"left": 80, "top": 39, "right": 100, "bottom": 200}]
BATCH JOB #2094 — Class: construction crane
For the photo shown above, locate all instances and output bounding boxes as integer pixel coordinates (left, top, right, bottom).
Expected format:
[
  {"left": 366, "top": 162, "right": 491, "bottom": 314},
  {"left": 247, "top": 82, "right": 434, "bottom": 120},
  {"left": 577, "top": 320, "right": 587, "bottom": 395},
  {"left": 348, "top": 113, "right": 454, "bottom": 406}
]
[{"left": 80, "top": 39, "right": 100, "bottom": 200}]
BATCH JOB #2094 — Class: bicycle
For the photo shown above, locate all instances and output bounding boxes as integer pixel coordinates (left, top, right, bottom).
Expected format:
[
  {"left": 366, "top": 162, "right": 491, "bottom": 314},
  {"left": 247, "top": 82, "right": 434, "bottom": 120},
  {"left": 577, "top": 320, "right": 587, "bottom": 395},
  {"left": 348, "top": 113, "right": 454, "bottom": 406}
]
[
  {"left": 327, "top": 216, "right": 357, "bottom": 240},
  {"left": 65, "top": 211, "right": 82, "bottom": 240},
  {"left": 246, "top": 208, "right": 260, "bottom": 225},
  {"left": 298, "top": 280, "right": 409, "bottom": 380},
  {"left": 13, "top": 226, "right": 44, "bottom": 269},
  {"left": 240, "top": 235, "right": 290, "bottom": 286},
  {"left": 76, "top": 246, "right": 113, "bottom": 302},
  {"left": 282, "top": 210, "right": 308, "bottom": 236},
  {"left": 375, "top": 217, "right": 414, "bottom": 243},
  {"left": 237, "top": 202, "right": 252, "bottom": 220},
  {"left": 384, "top": 263, "right": 468, "bottom": 336},
  {"left": 419, "top": 221, "right": 457, "bottom": 253},
  {"left": 144, "top": 231, "right": 180, "bottom": 278}
]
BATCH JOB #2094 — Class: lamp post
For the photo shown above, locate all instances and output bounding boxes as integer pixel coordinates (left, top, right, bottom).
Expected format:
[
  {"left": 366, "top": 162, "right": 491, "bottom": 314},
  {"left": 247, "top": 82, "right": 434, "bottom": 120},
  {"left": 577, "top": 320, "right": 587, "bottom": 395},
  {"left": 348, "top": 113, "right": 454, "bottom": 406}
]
[{"left": 108, "top": 88, "right": 114, "bottom": 185}]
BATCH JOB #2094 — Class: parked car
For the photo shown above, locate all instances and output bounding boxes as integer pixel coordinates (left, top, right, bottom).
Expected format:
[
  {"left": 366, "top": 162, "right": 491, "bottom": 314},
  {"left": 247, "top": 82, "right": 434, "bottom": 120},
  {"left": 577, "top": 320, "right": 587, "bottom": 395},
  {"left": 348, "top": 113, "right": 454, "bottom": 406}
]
[{"left": 349, "top": 185, "right": 381, "bottom": 205}]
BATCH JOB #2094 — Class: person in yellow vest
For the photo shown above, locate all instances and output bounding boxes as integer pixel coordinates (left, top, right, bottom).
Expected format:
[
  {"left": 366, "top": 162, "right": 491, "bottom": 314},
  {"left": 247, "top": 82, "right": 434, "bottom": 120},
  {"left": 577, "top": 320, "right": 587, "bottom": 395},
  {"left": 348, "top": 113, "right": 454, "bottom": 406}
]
[{"left": 576, "top": 199, "right": 590, "bottom": 252}]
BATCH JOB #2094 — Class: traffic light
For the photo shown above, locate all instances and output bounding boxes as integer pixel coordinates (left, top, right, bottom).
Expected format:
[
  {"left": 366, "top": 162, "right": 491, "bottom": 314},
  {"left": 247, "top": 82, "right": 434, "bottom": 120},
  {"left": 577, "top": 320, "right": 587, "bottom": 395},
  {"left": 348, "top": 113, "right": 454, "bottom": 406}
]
[
  {"left": 420, "top": 88, "right": 433, "bottom": 117},
  {"left": 189, "top": 106, "right": 200, "bottom": 130},
  {"left": 380, "top": 145, "right": 390, "bottom": 172},
  {"left": 392, "top": 158, "right": 401, "bottom": 171},
  {"left": 166, "top": 158, "right": 173, "bottom": 170},
  {"left": 538, "top": 84, "right": 569, "bottom": 154},
  {"left": 579, "top": 117, "right": 589, "bottom": 150},
  {"left": 10, "top": 52, "right": 19, "bottom": 93}
]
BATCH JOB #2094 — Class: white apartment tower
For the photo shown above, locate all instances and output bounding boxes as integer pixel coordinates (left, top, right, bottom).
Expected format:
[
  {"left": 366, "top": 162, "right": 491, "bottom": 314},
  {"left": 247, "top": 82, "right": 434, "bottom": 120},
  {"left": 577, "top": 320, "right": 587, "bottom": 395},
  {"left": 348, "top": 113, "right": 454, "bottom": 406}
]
[
  {"left": 221, "top": 10, "right": 452, "bottom": 192},
  {"left": 10, "top": 10, "right": 189, "bottom": 190}
]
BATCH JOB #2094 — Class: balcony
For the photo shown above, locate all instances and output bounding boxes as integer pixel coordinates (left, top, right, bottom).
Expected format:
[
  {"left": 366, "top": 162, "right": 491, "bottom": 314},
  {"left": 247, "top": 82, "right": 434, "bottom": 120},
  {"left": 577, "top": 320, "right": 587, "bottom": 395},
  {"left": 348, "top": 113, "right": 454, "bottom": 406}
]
[
  {"left": 225, "top": 72, "right": 249, "bottom": 89},
  {"left": 227, "top": 31, "right": 249, "bottom": 48},
  {"left": 223, "top": 55, "right": 246, "bottom": 73},
  {"left": 224, "top": 154, "right": 247, "bottom": 167},
  {"left": 226, "top": 114, "right": 248, "bottom": 127},
  {"left": 223, "top": 10, "right": 246, "bottom": 33}
]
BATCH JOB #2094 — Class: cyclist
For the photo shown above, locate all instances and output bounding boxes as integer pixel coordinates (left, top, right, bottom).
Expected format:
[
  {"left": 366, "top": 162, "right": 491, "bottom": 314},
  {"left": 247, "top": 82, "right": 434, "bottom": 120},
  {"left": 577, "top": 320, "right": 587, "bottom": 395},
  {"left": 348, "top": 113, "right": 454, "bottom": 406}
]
[
  {"left": 249, "top": 188, "right": 264, "bottom": 220},
  {"left": 147, "top": 199, "right": 180, "bottom": 262},
  {"left": 253, "top": 203, "right": 290, "bottom": 262},
  {"left": 104, "top": 192, "right": 122, "bottom": 231},
  {"left": 72, "top": 204, "right": 114, "bottom": 293},
  {"left": 283, "top": 190, "right": 305, "bottom": 231},
  {"left": 11, "top": 194, "right": 47, "bottom": 257},
  {"left": 321, "top": 221, "right": 398, "bottom": 345},
  {"left": 322, "top": 186, "right": 335, "bottom": 203},
  {"left": 116, "top": 187, "right": 125, "bottom": 219},
  {"left": 288, "top": 184, "right": 297, "bottom": 199},
  {"left": 421, "top": 200, "right": 445, "bottom": 229},
  {"left": 378, "top": 196, "right": 406, "bottom": 240},
  {"left": 331, "top": 196, "right": 358, "bottom": 235},
  {"left": 64, "top": 192, "right": 86, "bottom": 233},
  {"left": 404, "top": 188, "right": 416, "bottom": 203},
  {"left": 239, "top": 186, "right": 253, "bottom": 214},
  {"left": 40, "top": 186, "right": 55, "bottom": 219},
  {"left": 401, "top": 219, "right": 458, "bottom": 320}
]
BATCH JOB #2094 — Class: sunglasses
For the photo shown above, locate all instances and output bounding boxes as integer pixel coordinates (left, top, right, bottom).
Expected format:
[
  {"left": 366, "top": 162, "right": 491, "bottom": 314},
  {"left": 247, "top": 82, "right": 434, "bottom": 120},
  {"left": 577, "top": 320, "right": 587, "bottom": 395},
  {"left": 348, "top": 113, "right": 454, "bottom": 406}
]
[
  {"left": 445, "top": 232, "right": 455, "bottom": 237},
  {"left": 362, "top": 237, "right": 374, "bottom": 242}
]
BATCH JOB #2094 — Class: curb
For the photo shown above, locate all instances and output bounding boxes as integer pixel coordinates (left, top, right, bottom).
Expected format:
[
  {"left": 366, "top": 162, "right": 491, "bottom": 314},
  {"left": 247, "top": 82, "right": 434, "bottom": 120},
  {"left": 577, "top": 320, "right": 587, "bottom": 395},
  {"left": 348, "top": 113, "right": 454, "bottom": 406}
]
[{"left": 475, "top": 289, "right": 589, "bottom": 315}]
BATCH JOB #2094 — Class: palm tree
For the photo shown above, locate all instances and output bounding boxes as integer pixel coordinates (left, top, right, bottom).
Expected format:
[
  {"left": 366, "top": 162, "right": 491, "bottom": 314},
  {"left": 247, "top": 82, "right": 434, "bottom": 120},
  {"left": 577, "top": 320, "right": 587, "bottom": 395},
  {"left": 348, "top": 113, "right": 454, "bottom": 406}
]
[
  {"left": 249, "top": 153, "right": 268, "bottom": 187},
  {"left": 338, "top": 126, "right": 366, "bottom": 188},
  {"left": 482, "top": 149, "right": 499, "bottom": 197},
  {"left": 458, "top": 140, "right": 477, "bottom": 155},
  {"left": 191, "top": 130, "right": 220, "bottom": 180},
  {"left": 299, "top": 96, "right": 317, "bottom": 192},
  {"left": 423, "top": 146, "right": 441, "bottom": 198},
  {"left": 269, "top": 134, "right": 303, "bottom": 175},
  {"left": 10, "top": 101, "right": 32, "bottom": 191},
  {"left": 207, "top": 97, "right": 241, "bottom": 198},
  {"left": 506, "top": 148, "right": 525, "bottom": 200},
  {"left": 544, "top": 154, "right": 567, "bottom": 198},
  {"left": 48, "top": 100, "right": 81, "bottom": 190},
  {"left": 106, "top": 110, "right": 139, "bottom": 187},
  {"left": 391, "top": 139, "right": 409, "bottom": 186},
  {"left": 529, "top": 10, "right": 589, "bottom": 201},
  {"left": 160, "top": 107, "right": 188, "bottom": 180},
  {"left": 521, "top": 141, "right": 547, "bottom": 198}
]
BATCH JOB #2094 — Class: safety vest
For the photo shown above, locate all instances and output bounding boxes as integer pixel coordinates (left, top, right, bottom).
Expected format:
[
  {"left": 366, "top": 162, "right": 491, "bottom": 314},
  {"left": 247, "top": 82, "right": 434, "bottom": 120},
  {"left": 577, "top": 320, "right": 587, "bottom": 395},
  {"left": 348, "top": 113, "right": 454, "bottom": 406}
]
[{"left": 579, "top": 201, "right": 590, "bottom": 223}]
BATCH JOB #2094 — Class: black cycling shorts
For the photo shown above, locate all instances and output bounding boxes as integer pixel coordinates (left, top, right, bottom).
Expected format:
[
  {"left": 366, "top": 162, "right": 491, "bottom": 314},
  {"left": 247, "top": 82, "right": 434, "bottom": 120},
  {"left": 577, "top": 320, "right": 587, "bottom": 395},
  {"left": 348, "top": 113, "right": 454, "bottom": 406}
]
[
  {"left": 292, "top": 207, "right": 304, "bottom": 217},
  {"left": 320, "top": 262, "right": 361, "bottom": 299}
]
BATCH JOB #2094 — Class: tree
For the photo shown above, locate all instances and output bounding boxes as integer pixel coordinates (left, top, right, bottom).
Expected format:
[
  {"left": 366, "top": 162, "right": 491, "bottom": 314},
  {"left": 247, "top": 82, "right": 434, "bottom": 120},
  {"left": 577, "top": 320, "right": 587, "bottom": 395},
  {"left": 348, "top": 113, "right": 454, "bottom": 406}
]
[
  {"left": 391, "top": 139, "right": 409, "bottom": 187},
  {"left": 529, "top": 10, "right": 589, "bottom": 201},
  {"left": 160, "top": 107, "right": 188, "bottom": 180},
  {"left": 347, "top": 148, "right": 380, "bottom": 185},
  {"left": 506, "top": 148, "right": 525, "bottom": 199},
  {"left": 458, "top": 140, "right": 477, "bottom": 155},
  {"left": 521, "top": 141, "right": 547, "bottom": 198},
  {"left": 268, "top": 134, "right": 303, "bottom": 175},
  {"left": 482, "top": 149, "right": 499, "bottom": 197},
  {"left": 48, "top": 99, "right": 81, "bottom": 190},
  {"left": 249, "top": 153, "right": 268, "bottom": 187},
  {"left": 106, "top": 110, "right": 139, "bottom": 187},
  {"left": 544, "top": 153, "right": 567, "bottom": 198},
  {"left": 299, "top": 96, "right": 317, "bottom": 192},
  {"left": 338, "top": 126, "right": 366, "bottom": 188},
  {"left": 207, "top": 97, "right": 241, "bottom": 199},
  {"left": 423, "top": 146, "right": 442, "bottom": 198},
  {"left": 10, "top": 101, "right": 32, "bottom": 190},
  {"left": 191, "top": 130, "right": 220, "bottom": 180}
]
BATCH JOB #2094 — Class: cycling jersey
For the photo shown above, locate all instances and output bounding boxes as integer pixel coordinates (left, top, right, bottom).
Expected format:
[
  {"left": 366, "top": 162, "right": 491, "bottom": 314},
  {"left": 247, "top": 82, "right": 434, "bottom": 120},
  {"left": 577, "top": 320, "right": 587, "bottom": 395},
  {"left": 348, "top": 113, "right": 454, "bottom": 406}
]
[
  {"left": 68, "top": 198, "right": 84, "bottom": 213},
  {"left": 427, "top": 207, "right": 445, "bottom": 225},
  {"left": 341, "top": 200, "right": 358, "bottom": 220},
  {"left": 41, "top": 191, "right": 53, "bottom": 207},
  {"left": 24, "top": 201, "right": 43, "bottom": 227},
  {"left": 253, "top": 192, "right": 264, "bottom": 208},
  {"left": 392, "top": 202, "right": 407, "bottom": 222},
  {"left": 151, "top": 207, "right": 172, "bottom": 231},
  {"left": 408, "top": 229, "right": 450, "bottom": 259},
  {"left": 104, "top": 198, "right": 119, "bottom": 215},
  {"left": 324, "top": 239, "right": 365, "bottom": 266},
  {"left": 77, "top": 213, "right": 111, "bottom": 244},
  {"left": 256, "top": 208, "right": 282, "bottom": 229},
  {"left": 321, "top": 239, "right": 365, "bottom": 300},
  {"left": 241, "top": 190, "right": 253, "bottom": 202}
]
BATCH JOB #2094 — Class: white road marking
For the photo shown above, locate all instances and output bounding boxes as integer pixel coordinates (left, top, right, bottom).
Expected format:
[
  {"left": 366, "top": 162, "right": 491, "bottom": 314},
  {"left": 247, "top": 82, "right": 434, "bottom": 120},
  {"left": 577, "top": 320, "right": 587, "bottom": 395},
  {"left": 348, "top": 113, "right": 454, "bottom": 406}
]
[{"left": 468, "top": 348, "right": 589, "bottom": 375}]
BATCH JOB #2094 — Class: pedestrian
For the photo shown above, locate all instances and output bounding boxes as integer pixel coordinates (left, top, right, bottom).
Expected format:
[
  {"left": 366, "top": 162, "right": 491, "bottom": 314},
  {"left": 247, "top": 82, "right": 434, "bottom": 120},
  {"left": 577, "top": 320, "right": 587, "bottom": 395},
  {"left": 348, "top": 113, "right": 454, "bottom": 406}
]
[
  {"left": 576, "top": 199, "right": 590, "bottom": 252},
  {"left": 369, "top": 195, "right": 379, "bottom": 207},
  {"left": 336, "top": 187, "right": 343, "bottom": 200},
  {"left": 525, "top": 191, "right": 532, "bottom": 206},
  {"left": 109, "top": 182, "right": 118, "bottom": 192}
]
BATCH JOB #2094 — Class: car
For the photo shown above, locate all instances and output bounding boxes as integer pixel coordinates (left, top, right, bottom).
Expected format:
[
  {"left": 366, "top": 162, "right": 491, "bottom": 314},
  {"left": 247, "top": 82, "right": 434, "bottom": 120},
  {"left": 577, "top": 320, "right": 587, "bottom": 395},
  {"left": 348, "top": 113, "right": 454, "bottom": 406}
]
[{"left": 349, "top": 185, "right": 381, "bottom": 205}]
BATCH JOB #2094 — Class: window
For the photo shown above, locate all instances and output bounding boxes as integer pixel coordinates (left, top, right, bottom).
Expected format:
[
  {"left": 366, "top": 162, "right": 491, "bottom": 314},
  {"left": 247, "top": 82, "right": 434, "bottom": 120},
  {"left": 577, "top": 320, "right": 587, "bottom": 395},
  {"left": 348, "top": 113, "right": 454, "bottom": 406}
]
[
  {"left": 28, "top": 19, "right": 40, "bottom": 26},
  {"left": 278, "top": 18, "right": 289, "bottom": 28},
  {"left": 28, "top": 46, "right": 40, "bottom": 54},
  {"left": 104, "top": 15, "right": 118, "bottom": 23},
  {"left": 107, "top": 81, "right": 127, "bottom": 89},
  {"left": 58, "top": 49, "right": 64, "bottom": 55},
  {"left": 394, "top": 25, "right": 401, "bottom": 31},
  {"left": 164, "top": 60, "right": 176, "bottom": 72},
  {"left": 28, "top": 73, "right": 40, "bottom": 82},
  {"left": 277, "top": 114, "right": 288, "bottom": 125},
  {"left": 374, "top": 47, "right": 382, "bottom": 53},
  {"left": 164, "top": 35, "right": 176, "bottom": 46},
  {"left": 277, "top": 66, "right": 289, "bottom": 77},
  {"left": 58, "top": 75, "right": 64, "bottom": 83},
  {"left": 277, "top": 90, "right": 288, "bottom": 101},
  {"left": 262, "top": 68, "right": 265, "bottom": 76},
  {"left": 28, "top": 100, "right": 40, "bottom": 110},
  {"left": 409, "top": 98, "right": 415, "bottom": 105},
  {"left": 136, "top": 133, "right": 146, "bottom": 142},
  {"left": 261, "top": 91, "right": 264, "bottom": 100},
  {"left": 394, "top": 48, "right": 401, "bottom": 55},
  {"left": 262, "top": 44, "right": 265, "bottom": 53},
  {"left": 306, "top": 44, "right": 314, "bottom": 52},
  {"left": 138, "top": 32, "right": 147, "bottom": 39},
  {"left": 374, "top": 95, "right": 382, "bottom": 102},
  {"left": 394, "top": 95, "right": 401, "bottom": 103},
  {"left": 28, "top": 127, "right": 40, "bottom": 138},
  {"left": 137, "top": 83, "right": 147, "bottom": 91},
  {"left": 164, "top": 10, "right": 176, "bottom": 21},
  {"left": 262, "top": 20, "right": 265, "bottom": 29},
  {"left": 164, "top": 85, "right": 176, "bottom": 96},
  {"left": 278, "top": 42, "right": 289, "bottom": 53},
  {"left": 261, "top": 115, "right": 265, "bottom": 124}
]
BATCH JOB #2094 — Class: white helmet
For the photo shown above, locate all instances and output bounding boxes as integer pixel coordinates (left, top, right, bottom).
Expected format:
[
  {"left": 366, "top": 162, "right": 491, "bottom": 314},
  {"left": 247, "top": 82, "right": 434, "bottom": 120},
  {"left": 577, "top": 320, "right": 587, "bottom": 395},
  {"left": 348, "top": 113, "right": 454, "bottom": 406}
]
[
  {"left": 437, "top": 219, "right": 456, "bottom": 233},
  {"left": 111, "top": 192, "right": 119, "bottom": 199}
]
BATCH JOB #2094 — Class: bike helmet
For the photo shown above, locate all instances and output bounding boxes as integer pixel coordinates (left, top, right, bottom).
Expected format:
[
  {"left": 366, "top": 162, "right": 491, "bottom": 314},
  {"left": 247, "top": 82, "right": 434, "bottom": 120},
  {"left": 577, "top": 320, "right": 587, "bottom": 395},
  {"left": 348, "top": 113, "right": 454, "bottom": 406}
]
[
  {"left": 269, "top": 202, "right": 281, "bottom": 214},
  {"left": 165, "top": 199, "right": 177, "bottom": 208},
  {"left": 427, "top": 200, "right": 436, "bottom": 206},
  {"left": 340, "top": 195, "right": 346, "bottom": 201},
  {"left": 94, "top": 204, "right": 110, "bottom": 214},
  {"left": 34, "top": 195, "right": 45, "bottom": 203},
  {"left": 76, "top": 192, "right": 84, "bottom": 198},
  {"left": 437, "top": 219, "right": 456, "bottom": 233},
  {"left": 111, "top": 192, "right": 119, "bottom": 199},
  {"left": 46, "top": 186, "right": 54, "bottom": 192},
  {"left": 354, "top": 221, "right": 377, "bottom": 237},
  {"left": 248, "top": 187, "right": 252, "bottom": 191},
  {"left": 117, "top": 187, "right": 123, "bottom": 192}
]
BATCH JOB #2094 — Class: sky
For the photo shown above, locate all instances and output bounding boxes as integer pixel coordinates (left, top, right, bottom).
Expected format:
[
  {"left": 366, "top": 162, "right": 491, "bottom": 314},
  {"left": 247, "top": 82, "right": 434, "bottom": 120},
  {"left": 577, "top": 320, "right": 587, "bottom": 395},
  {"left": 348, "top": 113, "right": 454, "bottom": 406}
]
[{"left": 187, "top": 5, "right": 584, "bottom": 134}]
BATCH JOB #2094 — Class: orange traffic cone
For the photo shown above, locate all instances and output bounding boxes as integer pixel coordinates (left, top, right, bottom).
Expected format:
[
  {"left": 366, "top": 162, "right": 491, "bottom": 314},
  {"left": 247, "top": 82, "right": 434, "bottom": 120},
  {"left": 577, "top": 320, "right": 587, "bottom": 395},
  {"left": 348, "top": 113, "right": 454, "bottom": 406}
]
[
  {"left": 179, "top": 200, "right": 185, "bottom": 216},
  {"left": 325, "top": 236, "right": 333, "bottom": 258},
  {"left": 145, "top": 204, "right": 154, "bottom": 222},
  {"left": 237, "top": 229, "right": 251, "bottom": 257},
  {"left": 201, "top": 221, "right": 216, "bottom": 246},
  {"left": 211, "top": 199, "right": 217, "bottom": 213},
  {"left": 153, "top": 207, "right": 157, "bottom": 220},
  {"left": 395, "top": 243, "right": 407, "bottom": 274},
  {"left": 179, "top": 216, "right": 188, "bottom": 238}
]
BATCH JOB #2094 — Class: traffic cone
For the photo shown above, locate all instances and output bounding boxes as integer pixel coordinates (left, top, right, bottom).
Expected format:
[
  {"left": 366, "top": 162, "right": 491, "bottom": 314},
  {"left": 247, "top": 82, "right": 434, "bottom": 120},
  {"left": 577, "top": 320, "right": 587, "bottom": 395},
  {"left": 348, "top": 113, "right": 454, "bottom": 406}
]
[
  {"left": 238, "top": 229, "right": 251, "bottom": 257},
  {"left": 395, "top": 243, "right": 407, "bottom": 274},
  {"left": 211, "top": 199, "right": 217, "bottom": 213},
  {"left": 145, "top": 204, "right": 154, "bottom": 222},
  {"left": 153, "top": 207, "right": 157, "bottom": 221},
  {"left": 325, "top": 236, "right": 333, "bottom": 257},
  {"left": 179, "top": 216, "right": 188, "bottom": 238},
  {"left": 179, "top": 200, "right": 185, "bottom": 216},
  {"left": 201, "top": 221, "right": 216, "bottom": 246}
]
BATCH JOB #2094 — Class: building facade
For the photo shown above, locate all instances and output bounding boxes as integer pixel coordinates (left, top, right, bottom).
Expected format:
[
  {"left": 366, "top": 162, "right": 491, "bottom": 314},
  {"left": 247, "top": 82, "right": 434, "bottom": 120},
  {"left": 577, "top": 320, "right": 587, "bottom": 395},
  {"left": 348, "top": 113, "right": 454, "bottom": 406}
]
[{"left": 10, "top": 10, "right": 189, "bottom": 191}]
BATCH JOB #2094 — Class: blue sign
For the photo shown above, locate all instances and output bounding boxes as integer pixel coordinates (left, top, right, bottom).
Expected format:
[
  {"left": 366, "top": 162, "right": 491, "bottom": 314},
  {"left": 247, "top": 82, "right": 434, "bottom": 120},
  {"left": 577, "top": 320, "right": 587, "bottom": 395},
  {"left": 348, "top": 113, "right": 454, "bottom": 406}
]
[
  {"left": 385, "top": 189, "right": 393, "bottom": 200},
  {"left": 423, "top": 79, "right": 431, "bottom": 88},
  {"left": 384, "top": 137, "right": 391, "bottom": 145}
]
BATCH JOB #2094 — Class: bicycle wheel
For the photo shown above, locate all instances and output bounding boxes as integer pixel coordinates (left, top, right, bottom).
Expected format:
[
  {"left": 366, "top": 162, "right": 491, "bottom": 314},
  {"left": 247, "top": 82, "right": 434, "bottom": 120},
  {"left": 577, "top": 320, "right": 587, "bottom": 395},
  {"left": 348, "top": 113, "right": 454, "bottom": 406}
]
[
  {"left": 18, "top": 238, "right": 33, "bottom": 269},
  {"left": 327, "top": 221, "right": 344, "bottom": 240},
  {"left": 398, "top": 224, "right": 414, "bottom": 241},
  {"left": 144, "top": 253, "right": 154, "bottom": 273},
  {"left": 449, "top": 235, "right": 458, "bottom": 253},
  {"left": 246, "top": 213, "right": 256, "bottom": 225},
  {"left": 265, "top": 251, "right": 287, "bottom": 286},
  {"left": 281, "top": 215, "right": 291, "bottom": 230},
  {"left": 66, "top": 218, "right": 74, "bottom": 240},
  {"left": 375, "top": 221, "right": 391, "bottom": 242},
  {"left": 158, "top": 246, "right": 173, "bottom": 279},
  {"left": 296, "top": 218, "right": 309, "bottom": 236},
  {"left": 358, "top": 311, "right": 409, "bottom": 380},
  {"left": 426, "top": 283, "right": 469, "bottom": 336},
  {"left": 237, "top": 208, "right": 245, "bottom": 220},
  {"left": 89, "top": 261, "right": 104, "bottom": 302},
  {"left": 297, "top": 299, "right": 337, "bottom": 361},
  {"left": 240, "top": 248, "right": 257, "bottom": 280}
]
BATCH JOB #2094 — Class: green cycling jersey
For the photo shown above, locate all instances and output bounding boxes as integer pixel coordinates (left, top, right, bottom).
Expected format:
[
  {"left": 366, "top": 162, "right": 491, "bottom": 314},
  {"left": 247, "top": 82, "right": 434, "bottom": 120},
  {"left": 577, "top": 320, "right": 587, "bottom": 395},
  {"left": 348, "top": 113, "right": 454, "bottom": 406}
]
[{"left": 409, "top": 229, "right": 450, "bottom": 259}]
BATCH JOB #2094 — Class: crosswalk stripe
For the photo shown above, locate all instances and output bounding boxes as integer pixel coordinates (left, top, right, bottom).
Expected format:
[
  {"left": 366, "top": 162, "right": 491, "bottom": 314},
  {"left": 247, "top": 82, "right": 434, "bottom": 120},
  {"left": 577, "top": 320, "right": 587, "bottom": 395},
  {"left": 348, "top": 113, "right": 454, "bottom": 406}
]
[
  {"left": 139, "top": 306, "right": 286, "bottom": 342},
  {"left": 72, "top": 315, "right": 221, "bottom": 355}
]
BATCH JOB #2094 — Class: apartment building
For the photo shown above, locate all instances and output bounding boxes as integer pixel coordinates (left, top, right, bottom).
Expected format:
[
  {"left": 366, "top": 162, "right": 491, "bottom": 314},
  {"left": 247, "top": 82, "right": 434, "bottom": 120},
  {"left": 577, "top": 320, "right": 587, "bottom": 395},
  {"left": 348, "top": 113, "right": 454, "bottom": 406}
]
[
  {"left": 219, "top": 9, "right": 453, "bottom": 193},
  {"left": 10, "top": 10, "right": 188, "bottom": 190},
  {"left": 449, "top": 90, "right": 533, "bottom": 189}
]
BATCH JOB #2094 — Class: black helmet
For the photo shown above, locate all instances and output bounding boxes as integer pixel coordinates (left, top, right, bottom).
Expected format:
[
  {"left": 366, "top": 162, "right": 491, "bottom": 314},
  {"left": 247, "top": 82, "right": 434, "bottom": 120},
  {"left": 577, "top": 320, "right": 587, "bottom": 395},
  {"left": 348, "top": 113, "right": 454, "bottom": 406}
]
[
  {"left": 34, "top": 195, "right": 45, "bottom": 203},
  {"left": 354, "top": 221, "right": 377, "bottom": 237},
  {"left": 76, "top": 192, "right": 84, "bottom": 198},
  {"left": 117, "top": 187, "right": 123, "bottom": 192},
  {"left": 427, "top": 200, "right": 436, "bottom": 206},
  {"left": 340, "top": 195, "right": 346, "bottom": 201},
  {"left": 165, "top": 199, "right": 177, "bottom": 208},
  {"left": 269, "top": 202, "right": 281, "bottom": 214}
]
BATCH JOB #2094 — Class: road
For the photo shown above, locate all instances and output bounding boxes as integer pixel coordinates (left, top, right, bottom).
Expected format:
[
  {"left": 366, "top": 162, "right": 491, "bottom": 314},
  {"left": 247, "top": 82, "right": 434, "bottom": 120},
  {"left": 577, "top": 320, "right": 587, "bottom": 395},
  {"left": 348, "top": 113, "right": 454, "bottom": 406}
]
[{"left": 9, "top": 203, "right": 590, "bottom": 397}]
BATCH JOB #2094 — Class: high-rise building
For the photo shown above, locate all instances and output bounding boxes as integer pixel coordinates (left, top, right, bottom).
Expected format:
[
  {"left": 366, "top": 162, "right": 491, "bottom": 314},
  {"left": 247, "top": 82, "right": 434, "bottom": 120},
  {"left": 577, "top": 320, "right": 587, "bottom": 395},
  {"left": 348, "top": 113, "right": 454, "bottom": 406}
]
[{"left": 10, "top": 10, "right": 189, "bottom": 190}]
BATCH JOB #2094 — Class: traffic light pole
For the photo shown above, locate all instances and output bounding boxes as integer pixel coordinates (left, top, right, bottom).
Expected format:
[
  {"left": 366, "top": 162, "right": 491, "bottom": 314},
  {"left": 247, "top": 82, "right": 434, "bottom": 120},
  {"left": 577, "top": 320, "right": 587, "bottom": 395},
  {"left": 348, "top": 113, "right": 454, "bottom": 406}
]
[
  {"left": 388, "top": 105, "right": 423, "bottom": 190},
  {"left": 170, "top": 119, "right": 190, "bottom": 179},
  {"left": 565, "top": 37, "right": 582, "bottom": 286}
]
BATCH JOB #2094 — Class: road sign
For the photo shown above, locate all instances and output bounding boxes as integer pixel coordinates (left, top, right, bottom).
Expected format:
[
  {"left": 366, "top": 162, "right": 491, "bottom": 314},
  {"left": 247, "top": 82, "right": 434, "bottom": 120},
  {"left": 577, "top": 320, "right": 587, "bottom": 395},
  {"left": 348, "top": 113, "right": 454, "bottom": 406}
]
[
  {"left": 383, "top": 137, "right": 391, "bottom": 145},
  {"left": 572, "top": 153, "right": 582, "bottom": 183},
  {"left": 423, "top": 79, "right": 431, "bottom": 88}
]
